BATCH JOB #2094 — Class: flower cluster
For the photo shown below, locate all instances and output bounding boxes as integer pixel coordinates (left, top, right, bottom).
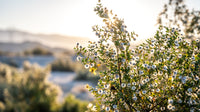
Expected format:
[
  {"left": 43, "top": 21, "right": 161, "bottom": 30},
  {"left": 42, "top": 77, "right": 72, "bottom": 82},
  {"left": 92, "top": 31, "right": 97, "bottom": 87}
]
[{"left": 75, "top": 1, "right": 200, "bottom": 112}]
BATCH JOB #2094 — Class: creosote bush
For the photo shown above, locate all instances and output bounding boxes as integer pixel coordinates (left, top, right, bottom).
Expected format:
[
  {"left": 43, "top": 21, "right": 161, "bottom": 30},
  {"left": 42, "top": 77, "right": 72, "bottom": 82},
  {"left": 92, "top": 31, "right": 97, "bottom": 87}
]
[{"left": 74, "top": 1, "right": 200, "bottom": 112}]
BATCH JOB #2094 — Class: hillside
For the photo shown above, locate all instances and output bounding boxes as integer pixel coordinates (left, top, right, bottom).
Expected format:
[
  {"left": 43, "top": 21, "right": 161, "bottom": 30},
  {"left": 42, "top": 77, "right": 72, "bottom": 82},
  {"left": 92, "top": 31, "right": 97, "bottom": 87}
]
[
  {"left": 0, "top": 29, "right": 90, "bottom": 50},
  {"left": 0, "top": 41, "right": 66, "bottom": 53}
]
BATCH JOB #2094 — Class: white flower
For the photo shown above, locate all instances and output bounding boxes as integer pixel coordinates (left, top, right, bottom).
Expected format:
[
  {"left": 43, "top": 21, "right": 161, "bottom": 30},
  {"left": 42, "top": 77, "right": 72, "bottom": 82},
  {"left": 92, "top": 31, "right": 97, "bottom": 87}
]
[
  {"left": 105, "top": 106, "right": 110, "bottom": 111},
  {"left": 161, "top": 107, "right": 165, "bottom": 111},
  {"left": 194, "top": 76, "right": 199, "bottom": 81},
  {"left": 142, "top": 90, "right": 147, "bottom": 94},
  {"left": 197, "top": 89, "right": 200, "bottom": 95},
  {"left": 132, "top": 61, "right": 136, "bottom": 65},
  {"left": 114, "top": 109, "right": 119, "bottom": 112},
  {"left": 153, "top": 73, "right": 157, "bottom": 76},
  {"left": 100, "top": 105, "right": 105, "bottom": 110},
  {"left": 143, "top": 64, "right": 148, "bottom": 68},
  {"left": 122, "top": 58, "right": 126, "bottom": 63},
  {"left": 127, "top": 83, "right": 131, "bottom": 87},
  {"left": 132, "top": 82, "right": 136, "bottom": 85},
  {"left": 130, "top": 74, "right": 134, "bottom": 78},
  {"left": 178, "top": 99, "right": 182, "bottom": 103},
  {"left": 181, "top": 76, "right": 187, "bottom": 83},
  {"left": 121, "top": 46, "right": 125, "bottom": 51},
  {"left": 130, "top": 70, "right": 134, "bottom": 73},
  {"left": 106, "top": 51, "right": 109, "bottom": 55},
  {"left": 104, "top": 84, "right": 110, "bottom": 89},
  {"left": 111, "top": 55, "right": 115, "bottom": 59},
  {"left": 171, "top": 106, "right": 175, "bottom": 111},
  {"left": 167, "top": 104, "right": 172, "bottom": 110},
  {"left": 178, "top": 54, "right": 182, "bottom": 58},
  {"left": 173, "top": 71, "right": 177, "bottom": 75},
  {"left": 113, "top": 105, "right": 117, "bottom": 109},
  {"left": 76, "top": 42, "right": 79, "bottom": 46},
  {"left": 175, "top": 40, "right": 179, "bottom": 44},
  {"left": 148, "top": 96, "right": 152, "bottom": 100},
  {"left": 168, "top": 99, "right": 173, "bottom": 104},
  {"left": 87, "top": 103, "right": 93, "bottom": 108},
  {"left": 131, "top": 49, "right": 135, "bottom": 53},
  {"left": 172, "top": 28, "right": 175, "bottom": 32},
  {"left": 167, "top": 37, "right": 171, "bottom": 41},
  {"left": 191, "top": 56, "right": 195, "bottom": 60},
  {"left": 121, "top": 83, "right": 126, "bottom": 88},
  {"left": 151, "top": 39, "right": 156, "bottom": 43},
  {"left": 190, "top": 108, "right": 194, "bottom": 112},
  {"left": 90, "top": 63, "right": 94, "bottom": 67},
  {"left": 147, "top": 65, "right": 151, "bottom": 69},
  {"left": 178, "top": 38, "right": 182, "bottom": 42},
  {"left": 151, "top": 43, "right": 155, "bottom": 48},
  {"left": 152, "top": 65, "right": 156, "bottom": 69},
  {"left": 98, "top": 89, "right": 103, "bottom": 94},
  {"left": 110, "top": 28, "right": 114, "bottom": 32},
  {"left": 145, "top": 45, "right": 149, "bottom": 49},
  {"left": 187, "top": 88, "right": 192, "bottom": 93},
  {"left": 85, "top": 64, "right": 89, "bottom": 69},
  {"left": 159, "top": 59, "right": 162, "bottom": 63},
  {"left": 187, "top": 41, "right": 190, "bottom": 46},
  {"left": 135, "top": 56, "right": 139, "bottom": 61},
  {"left": 115, "top": 74, "right": 119, "bottom": 79},
  {"left": 146, "top": 78, "right": 150, "bottom": 82},
  {"left": 163, "top": 66, "right": 168, "bottom": 71},
  {"left": 150, "top": 49, "right": 154, "bottom": 54},
  {"left": 133, "top": 96, "right": 137, "bottom": 101},
  {"left": 154, "top": 83, "right": 158, "bottom": 87},
  {"left": 166, "top": 57, "right": 170, "bottom": 60},
  {"left": 179, "top": 75, "right": 182, "bottom": 79},
  {"left": 142, "top": 80, "right": 145, "bottom": 84},
  {"left": 172, "top": 75, "right": 176, "bottom": 79},
  {"left": 76, "top": 56, "right": 82, "bottom": 61},
  {"left": 139, "top": 70, "right": 144, "bottom": 75},
  {"left": 94, "top": 52, "right": 98, "bottom": 56},
  {"left": 138, "top": 46, "right": 143, "bottom": 50},
  {"left": 156, "top": 88, "right": 160, "bottom": 92},
  {"left": 92, "top": 106, "right": 97, "bottom": 111},
  {"left": 160, "top": 47, "right": 165, "bottom": 51},
  {"left": 132, "top": 86, "right": 136, "bottom": 90}
]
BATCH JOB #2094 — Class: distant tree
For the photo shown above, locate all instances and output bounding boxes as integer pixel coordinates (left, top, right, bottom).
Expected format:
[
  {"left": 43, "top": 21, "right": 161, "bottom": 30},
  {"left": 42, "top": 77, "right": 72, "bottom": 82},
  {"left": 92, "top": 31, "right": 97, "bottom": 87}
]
[
  {"left": 24, "top": 47, "right": 52, "bottom": 56},
  {"left": 157, "top": 0, "right": 200, "bottom": 39}
]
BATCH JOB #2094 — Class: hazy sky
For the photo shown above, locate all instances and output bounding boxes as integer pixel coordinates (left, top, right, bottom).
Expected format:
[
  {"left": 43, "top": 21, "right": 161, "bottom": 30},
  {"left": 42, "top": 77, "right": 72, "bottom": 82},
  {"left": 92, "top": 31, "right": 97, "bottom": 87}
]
[{"left": 0, "top": 0, "right": 200, "bottom": 40}]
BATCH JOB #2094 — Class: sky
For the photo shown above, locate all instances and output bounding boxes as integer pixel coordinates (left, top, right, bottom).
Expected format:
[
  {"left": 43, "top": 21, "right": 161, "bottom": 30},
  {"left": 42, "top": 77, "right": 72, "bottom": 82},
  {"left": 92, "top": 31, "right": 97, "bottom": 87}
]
[{"left": 0, "top": 0, "right": 200, "bottom": 40}]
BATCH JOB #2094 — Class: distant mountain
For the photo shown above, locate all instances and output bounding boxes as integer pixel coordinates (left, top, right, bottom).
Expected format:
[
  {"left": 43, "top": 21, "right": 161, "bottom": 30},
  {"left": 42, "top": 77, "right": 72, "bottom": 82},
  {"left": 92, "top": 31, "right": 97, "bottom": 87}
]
[
  {"left": 0, "top": 41, "right": 66, "bottom": 53},
  {"left": 0, "top": 29, "right": 90, "bottom": 50}
]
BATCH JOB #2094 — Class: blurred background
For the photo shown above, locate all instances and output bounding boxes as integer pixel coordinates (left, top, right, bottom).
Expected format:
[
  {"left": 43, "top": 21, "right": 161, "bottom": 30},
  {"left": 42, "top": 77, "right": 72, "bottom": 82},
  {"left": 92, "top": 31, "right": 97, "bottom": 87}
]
[{"left": 0, "top": 0, "right": 199, "bottom": 111}]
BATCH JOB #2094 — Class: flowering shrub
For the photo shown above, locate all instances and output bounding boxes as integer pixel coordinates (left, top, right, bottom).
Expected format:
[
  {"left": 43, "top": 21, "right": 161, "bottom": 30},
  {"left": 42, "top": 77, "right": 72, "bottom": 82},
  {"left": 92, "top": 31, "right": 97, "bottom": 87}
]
[{"left": 74, "top": 1, "right": 200, "bottom": 112}]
